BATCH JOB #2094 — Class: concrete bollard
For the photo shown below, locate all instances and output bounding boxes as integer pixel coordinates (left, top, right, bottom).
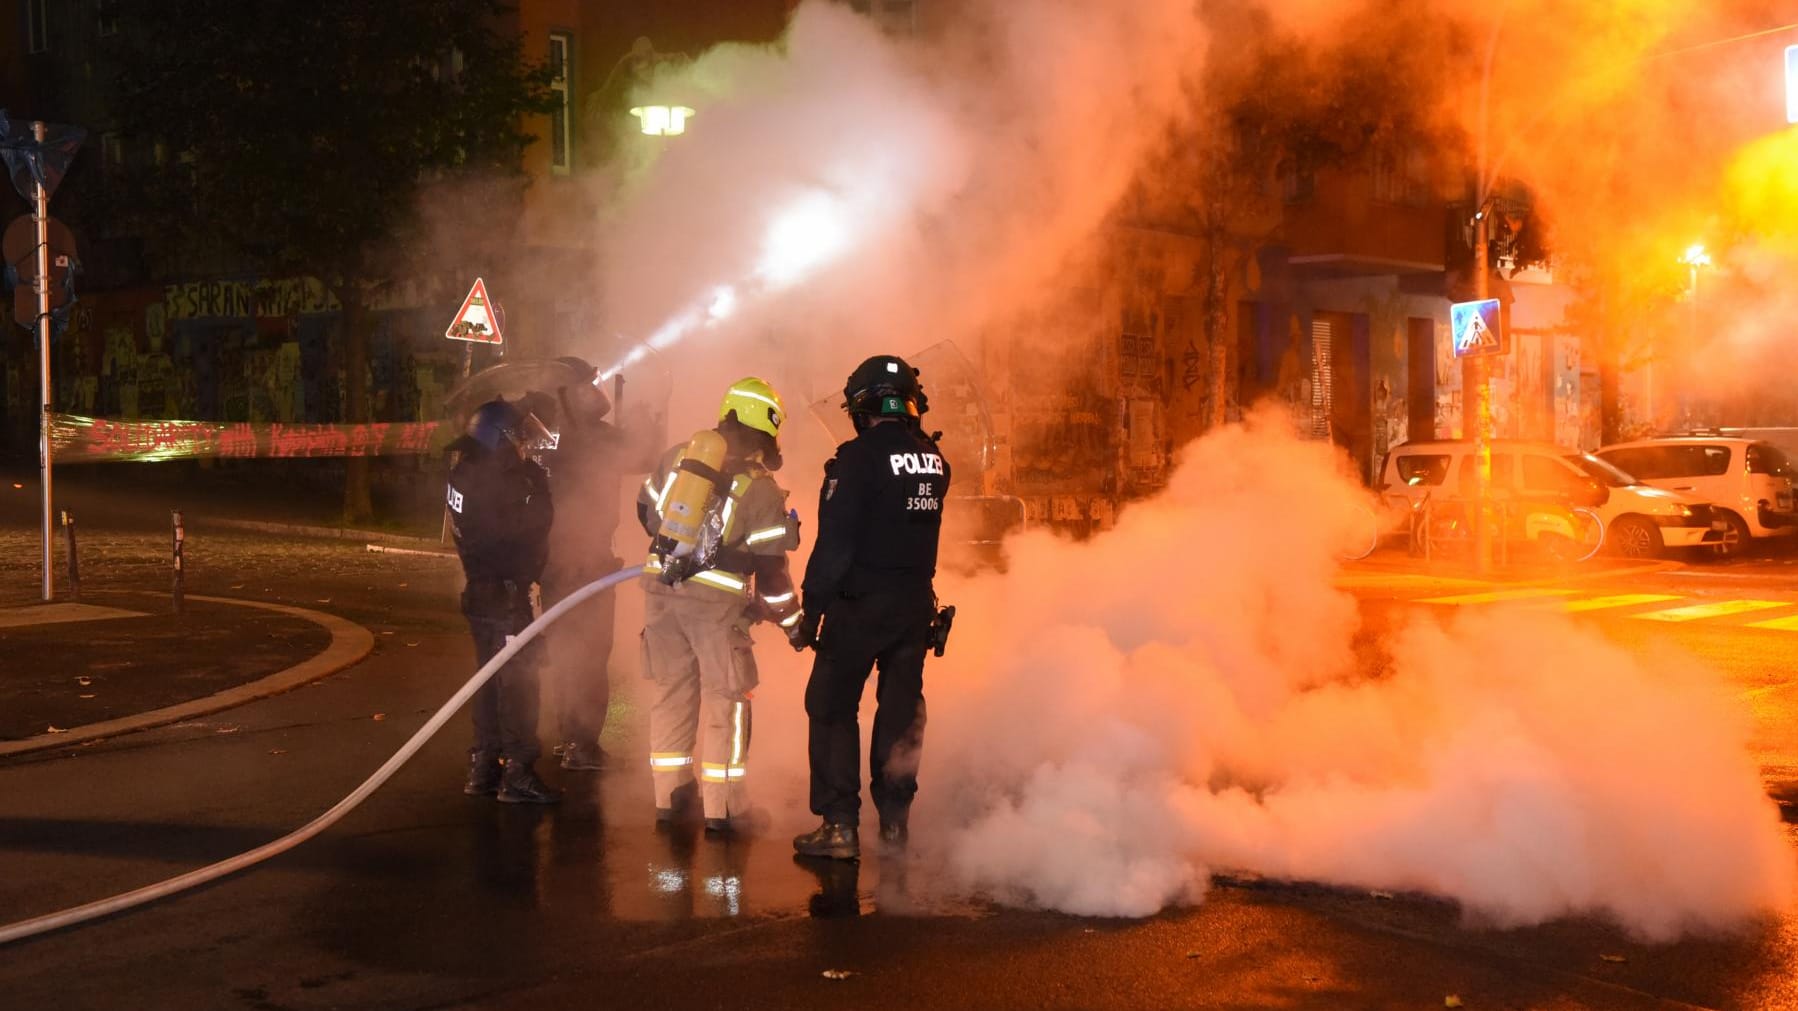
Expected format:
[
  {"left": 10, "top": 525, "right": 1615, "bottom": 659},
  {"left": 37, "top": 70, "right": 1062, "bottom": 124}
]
[
  {"left": 171, "top": 510, "right": 185, "bottom": 614},
  {"left": 61, "top": 510, "right": 79, "bottom": 600}
]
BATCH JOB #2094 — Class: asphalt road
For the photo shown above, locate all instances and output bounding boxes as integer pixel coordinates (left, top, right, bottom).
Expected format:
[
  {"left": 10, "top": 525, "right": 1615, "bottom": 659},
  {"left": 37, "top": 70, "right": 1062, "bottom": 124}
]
[{"left": 1, "top": 540, "right": 1796, "bottom": 1009}]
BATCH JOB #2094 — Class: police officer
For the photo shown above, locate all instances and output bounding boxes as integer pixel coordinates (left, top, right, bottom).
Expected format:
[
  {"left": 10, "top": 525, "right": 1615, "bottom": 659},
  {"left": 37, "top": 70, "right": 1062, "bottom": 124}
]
[
  {"left": 447, "top": 398, "right": 560, "bottom": 804},
  {"left": 792, "top": 355, "right": 949, "bottom": 860},
  {"left": 522, "top": 359, "right": 652, "bottom": 773},
  {"left": 636, "top": 378, "right": 803, "bottom": 835}
]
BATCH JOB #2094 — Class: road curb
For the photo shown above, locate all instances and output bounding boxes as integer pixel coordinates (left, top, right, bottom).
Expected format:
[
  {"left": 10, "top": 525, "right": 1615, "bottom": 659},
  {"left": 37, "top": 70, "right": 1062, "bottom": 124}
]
[
  {"left": 0, "top": 594, "right": 375, "bottom": 759},
  {"left": 199, "top": 516, "right": 443, "bottom": 550}
]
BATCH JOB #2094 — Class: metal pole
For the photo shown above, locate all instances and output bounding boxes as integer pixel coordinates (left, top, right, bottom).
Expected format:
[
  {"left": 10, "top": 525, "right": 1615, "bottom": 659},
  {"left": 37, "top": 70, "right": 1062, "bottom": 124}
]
[
  {"left": 171, "top": 510, "right": 185, "bottom": 614},
  {"left": 1468, "top": 15, "right": 1505, "bottom": 576},
  {"left": 62, "top": 510, "right": 79, "bottom": 600},
  {"left": 34, "top": 121, "right": 53, "bottom": 601},
  {"left": 1472, "top": 207, "right": 1493, "bottom": 573}
]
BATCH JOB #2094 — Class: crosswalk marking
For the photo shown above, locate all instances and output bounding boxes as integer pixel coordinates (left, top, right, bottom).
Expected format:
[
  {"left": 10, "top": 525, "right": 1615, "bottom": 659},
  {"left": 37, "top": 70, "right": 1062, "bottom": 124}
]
[
  {"left": 1405, "top": 587, "right": 1798, "bottom": 630},
  {"left": 1631, "top": 600, "right": 1791, "bottom": 623},
  {"left": 1420, "top": 589, "right": 1579, "bottom": 605},
  {"left": 1556, "top": 594, "right": 1683, "bottom": 613}
]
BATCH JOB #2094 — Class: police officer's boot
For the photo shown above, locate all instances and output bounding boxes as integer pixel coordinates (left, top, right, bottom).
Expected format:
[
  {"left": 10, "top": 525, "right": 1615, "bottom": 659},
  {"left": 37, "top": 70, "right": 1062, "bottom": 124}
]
[
  {"left": 559, "top": 741, "right": 606, "bottom": 772},
  {"left": 496, "top": 760, "right": 561, "bottom": 804},
  {"left": 878, "top": 820, "right": 908, "bottom": 851},
  {"left": 793, "top": 820, "right": 860, "bottom": 860},
  {"left": 464, "top": 750, "right": 502, "bottom": 796}
]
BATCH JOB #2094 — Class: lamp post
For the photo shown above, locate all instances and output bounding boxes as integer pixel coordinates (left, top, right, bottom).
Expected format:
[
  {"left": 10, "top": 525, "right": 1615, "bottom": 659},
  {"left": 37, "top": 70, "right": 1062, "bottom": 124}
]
[
  {"left": 1660, "top": 242, "right": 1711, "bottom": 430},
  {"left": 1465, "top": 6, "right": 1510, "bottom": 574}
]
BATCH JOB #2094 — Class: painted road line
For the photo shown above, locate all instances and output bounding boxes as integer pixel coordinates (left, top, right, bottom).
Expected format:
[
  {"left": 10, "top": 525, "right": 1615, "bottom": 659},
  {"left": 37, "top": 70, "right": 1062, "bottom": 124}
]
[
  {"left": 1632, "top": 600, "right": 1792, "bottom": 623},
  {"left": 1745, "top": 614, "right": 1798, "bottom": 632},
  {"left": 1419, "top": 589, "right": 1580, "bottom": 605},
  {"left": 1556, "top": 594, "right": 1684, "bottom": 613}
]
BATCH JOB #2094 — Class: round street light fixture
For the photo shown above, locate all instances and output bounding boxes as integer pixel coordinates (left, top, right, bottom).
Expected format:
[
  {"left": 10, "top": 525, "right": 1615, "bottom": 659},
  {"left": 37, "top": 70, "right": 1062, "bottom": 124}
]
[{"left": 630, "top": 105, "right": 695, "bottom": 137}]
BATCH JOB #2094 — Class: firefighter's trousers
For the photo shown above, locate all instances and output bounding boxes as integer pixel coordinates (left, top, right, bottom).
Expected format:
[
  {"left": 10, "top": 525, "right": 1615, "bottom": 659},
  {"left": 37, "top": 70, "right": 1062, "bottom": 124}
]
[{"left": 641, "top": 578, "right": 757, "bottom": 820}]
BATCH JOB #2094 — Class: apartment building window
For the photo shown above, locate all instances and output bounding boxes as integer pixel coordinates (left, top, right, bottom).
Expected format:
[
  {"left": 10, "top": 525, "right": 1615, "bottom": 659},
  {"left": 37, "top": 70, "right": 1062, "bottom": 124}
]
[
  {"left": 97, "top": 0, "right": 119, "bottom": 37},
  {"left": 1374, "top": 146, "right": 1433, "bottom": 206},
  {"left": 548, "top": 32, "right": 573, "bottom": 174},
  {"left": 27, "top": 0, "right": 49, "bottom": 53}
]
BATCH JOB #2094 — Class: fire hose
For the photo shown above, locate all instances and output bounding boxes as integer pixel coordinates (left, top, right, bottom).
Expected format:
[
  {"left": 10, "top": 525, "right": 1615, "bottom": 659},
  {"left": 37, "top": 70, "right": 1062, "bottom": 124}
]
[{"left": 0, "top": 565, "right": 645, "bottom": 947}]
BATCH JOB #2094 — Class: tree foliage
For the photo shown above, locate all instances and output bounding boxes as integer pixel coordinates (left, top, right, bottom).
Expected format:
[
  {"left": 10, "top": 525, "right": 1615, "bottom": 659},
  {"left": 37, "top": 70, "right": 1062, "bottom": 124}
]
[{"left": 111, "top": 0, "right": 553, "bottom": 281}]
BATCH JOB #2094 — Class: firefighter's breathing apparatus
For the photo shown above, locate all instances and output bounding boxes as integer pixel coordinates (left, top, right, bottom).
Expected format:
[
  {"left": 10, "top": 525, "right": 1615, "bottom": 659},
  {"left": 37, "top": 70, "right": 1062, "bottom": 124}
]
[
  {"left": 0, "top": 566, "right": 645, "bottom": 947},
  {"left": 648, "top": 427, "right": 730, "bottom": 585}
]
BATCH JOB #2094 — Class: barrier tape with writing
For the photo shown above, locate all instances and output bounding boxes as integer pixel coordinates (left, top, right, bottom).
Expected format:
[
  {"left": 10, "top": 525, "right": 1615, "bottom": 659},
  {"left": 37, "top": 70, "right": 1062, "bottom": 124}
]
[{"left": 50, "top": 413, "right": 447, "bottom": 463}]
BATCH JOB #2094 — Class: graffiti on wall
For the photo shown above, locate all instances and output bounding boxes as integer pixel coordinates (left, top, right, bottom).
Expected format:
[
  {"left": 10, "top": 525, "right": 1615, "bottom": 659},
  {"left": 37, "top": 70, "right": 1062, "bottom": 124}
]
[{"left": 7, "top": 275, "right": 462, "bottom": 452}]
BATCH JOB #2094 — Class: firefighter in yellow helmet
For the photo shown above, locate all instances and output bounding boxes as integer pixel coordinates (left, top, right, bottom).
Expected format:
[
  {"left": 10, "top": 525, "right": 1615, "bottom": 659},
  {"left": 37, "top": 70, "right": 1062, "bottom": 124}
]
[{"left": 637, "top": 377, "right": 804, "bottom": 834}]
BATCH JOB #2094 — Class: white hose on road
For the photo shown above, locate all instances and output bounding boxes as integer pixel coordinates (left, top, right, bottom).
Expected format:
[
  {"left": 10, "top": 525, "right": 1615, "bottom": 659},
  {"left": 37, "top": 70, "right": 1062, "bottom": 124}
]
[{"left": 0, "top": 566, "right": 644, "bottom": 947}]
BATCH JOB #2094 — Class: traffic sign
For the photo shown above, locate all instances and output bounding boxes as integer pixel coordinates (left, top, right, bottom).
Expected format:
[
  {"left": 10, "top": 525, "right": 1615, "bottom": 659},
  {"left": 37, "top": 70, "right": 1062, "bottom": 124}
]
[
  {"left": 4, "top": 214, "right": 78, "bottom": 330},
  {"left": 1786, "top": 45, "right": 1797, "bottom": 125},
  {"left": 1451, "top": 298, "right": 1504, "bottom": 358},
  {"left": 445, "top": 277, "right": 503, "bottom": 344}
]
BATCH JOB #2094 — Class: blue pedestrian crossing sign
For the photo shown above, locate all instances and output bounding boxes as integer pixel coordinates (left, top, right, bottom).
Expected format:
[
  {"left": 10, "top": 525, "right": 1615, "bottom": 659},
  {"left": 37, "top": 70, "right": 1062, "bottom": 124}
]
[
  {"left": 1451, "top": 298, "right": 1504, "bottom": 358},
  {"left": 1787, "top": 45, "right": 1797, "bottom": 124}
]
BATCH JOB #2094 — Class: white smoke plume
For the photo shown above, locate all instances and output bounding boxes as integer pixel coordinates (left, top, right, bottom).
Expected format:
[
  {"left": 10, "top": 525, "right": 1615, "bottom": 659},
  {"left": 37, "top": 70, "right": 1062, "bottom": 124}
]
[{"left": 912, "top": 410, "right": 1792, "bottom": 937}]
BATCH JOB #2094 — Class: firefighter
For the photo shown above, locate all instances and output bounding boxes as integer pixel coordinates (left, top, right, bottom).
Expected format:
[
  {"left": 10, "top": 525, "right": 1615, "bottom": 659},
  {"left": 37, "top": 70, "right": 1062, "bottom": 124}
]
[
  {"left": 636, "top": 377, "right": 803, "bottom": 835},
  {"left": 447, "top": 398, "right": 560, "bottom": 804},
  {"left": 791, "top": 355, "right": 950, "bottom": 860}
]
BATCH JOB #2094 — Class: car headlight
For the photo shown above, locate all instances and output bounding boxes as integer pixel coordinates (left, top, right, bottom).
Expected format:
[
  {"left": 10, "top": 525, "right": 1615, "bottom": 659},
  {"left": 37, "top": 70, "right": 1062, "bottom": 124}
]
[{"left": 1676, "top": 505, "right": 1694, "bottom": 517}]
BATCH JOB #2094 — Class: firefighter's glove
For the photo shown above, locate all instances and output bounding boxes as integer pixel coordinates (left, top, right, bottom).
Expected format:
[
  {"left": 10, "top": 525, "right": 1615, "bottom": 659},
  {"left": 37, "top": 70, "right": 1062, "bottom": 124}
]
[{"left": 787, "top": 610, "right": 820, "bottom": 652}]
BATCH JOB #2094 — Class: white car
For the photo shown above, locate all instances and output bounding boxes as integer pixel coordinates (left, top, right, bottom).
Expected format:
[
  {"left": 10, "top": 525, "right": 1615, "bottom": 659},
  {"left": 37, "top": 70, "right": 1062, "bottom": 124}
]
[
  {"left": 1378, "top": 439, "right": 1722, "bottom": 559},
  {"left": 1595, "top": 436, "right": 1797, "bottom": 559}
]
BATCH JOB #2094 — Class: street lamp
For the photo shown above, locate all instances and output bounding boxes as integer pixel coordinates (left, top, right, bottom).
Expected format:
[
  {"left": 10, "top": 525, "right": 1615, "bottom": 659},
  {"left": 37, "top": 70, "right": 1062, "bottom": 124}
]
[{"left": 629, "top": 105, "right": 695, "bottom": 137}]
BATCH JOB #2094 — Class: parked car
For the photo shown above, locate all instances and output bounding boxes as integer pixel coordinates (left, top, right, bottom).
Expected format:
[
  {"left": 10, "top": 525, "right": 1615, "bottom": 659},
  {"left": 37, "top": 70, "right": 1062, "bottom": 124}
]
[
  {"left": 1378, "top": 439, "right": 1723, "bottom": 559},
  {"left": 1594, "top": 434, "right": 1797, "bottom": 559}
]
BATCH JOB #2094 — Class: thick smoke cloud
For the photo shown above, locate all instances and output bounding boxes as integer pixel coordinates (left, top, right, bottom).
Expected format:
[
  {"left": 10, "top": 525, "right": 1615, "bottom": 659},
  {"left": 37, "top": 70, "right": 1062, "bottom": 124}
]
[
  {"left": 917, "top": 412, "right": 1792, "bottom": 936},
  {"left": 585, "top": 0, "right": 1209, "bottom": 425}
]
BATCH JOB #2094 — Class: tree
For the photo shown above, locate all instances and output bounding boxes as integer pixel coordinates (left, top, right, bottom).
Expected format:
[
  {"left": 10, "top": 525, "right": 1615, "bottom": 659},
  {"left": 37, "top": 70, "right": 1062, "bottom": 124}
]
[{"left": 111, "top": 0, "right": 552, "bottom": 521}]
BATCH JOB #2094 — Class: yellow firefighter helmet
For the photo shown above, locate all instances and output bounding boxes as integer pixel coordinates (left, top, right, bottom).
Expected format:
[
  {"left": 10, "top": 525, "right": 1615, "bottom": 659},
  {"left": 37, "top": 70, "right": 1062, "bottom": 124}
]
[{"left": 719, "top": 377, "right": 786, "bottom": 439}]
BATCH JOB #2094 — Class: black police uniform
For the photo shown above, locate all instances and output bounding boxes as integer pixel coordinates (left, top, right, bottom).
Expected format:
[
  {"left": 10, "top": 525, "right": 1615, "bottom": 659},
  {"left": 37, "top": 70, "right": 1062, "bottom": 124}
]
[
  {"left": 800, "top": 419, "right": 950, "bottom": 830},
  {"left": 537, "top": 403, "right": 630, "bottom": 757},
  {"left": 448, "top": 442, "right": 554, "bottom": 772}
]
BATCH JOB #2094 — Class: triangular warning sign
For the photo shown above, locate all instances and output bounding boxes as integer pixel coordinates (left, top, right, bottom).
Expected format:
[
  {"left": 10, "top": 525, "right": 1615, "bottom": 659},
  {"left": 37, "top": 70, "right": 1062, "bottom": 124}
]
[{"left": 446, "top": 277, "right": 503, "bottom": 344}]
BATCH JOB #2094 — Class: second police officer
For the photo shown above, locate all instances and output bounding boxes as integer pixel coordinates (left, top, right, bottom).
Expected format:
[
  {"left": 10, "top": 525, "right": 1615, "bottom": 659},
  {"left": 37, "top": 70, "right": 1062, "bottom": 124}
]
[{"left": 792, "top": 355, "right": 950, "bottom": 860}]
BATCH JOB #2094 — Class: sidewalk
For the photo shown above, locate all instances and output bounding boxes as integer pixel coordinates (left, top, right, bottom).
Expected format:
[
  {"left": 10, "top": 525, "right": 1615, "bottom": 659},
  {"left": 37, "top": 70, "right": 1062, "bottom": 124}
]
[{"left": 0, "top": 591, "right": 336, "bottom": 744}]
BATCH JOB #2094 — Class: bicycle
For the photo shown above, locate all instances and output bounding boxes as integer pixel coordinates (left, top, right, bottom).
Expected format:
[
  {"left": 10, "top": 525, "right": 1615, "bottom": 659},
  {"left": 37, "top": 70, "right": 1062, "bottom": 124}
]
[{"left": 1406, "top": 491, "right": 1605, "bottom": 564}]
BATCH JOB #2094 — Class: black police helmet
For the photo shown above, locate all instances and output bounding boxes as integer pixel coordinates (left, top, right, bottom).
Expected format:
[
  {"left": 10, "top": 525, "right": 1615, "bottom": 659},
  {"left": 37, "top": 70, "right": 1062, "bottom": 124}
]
[
  {"left": 465, "top": 398, "right": 528, "bottom": 453},
  {"left": 844, "top": 355, "right": 927, "bottom": 419}
]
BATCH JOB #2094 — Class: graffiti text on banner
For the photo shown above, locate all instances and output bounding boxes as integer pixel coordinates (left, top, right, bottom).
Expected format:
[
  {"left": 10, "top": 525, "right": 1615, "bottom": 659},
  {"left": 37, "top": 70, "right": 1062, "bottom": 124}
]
[{"left": 50, "top": 414, "right": 444, "bottom": 463}]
